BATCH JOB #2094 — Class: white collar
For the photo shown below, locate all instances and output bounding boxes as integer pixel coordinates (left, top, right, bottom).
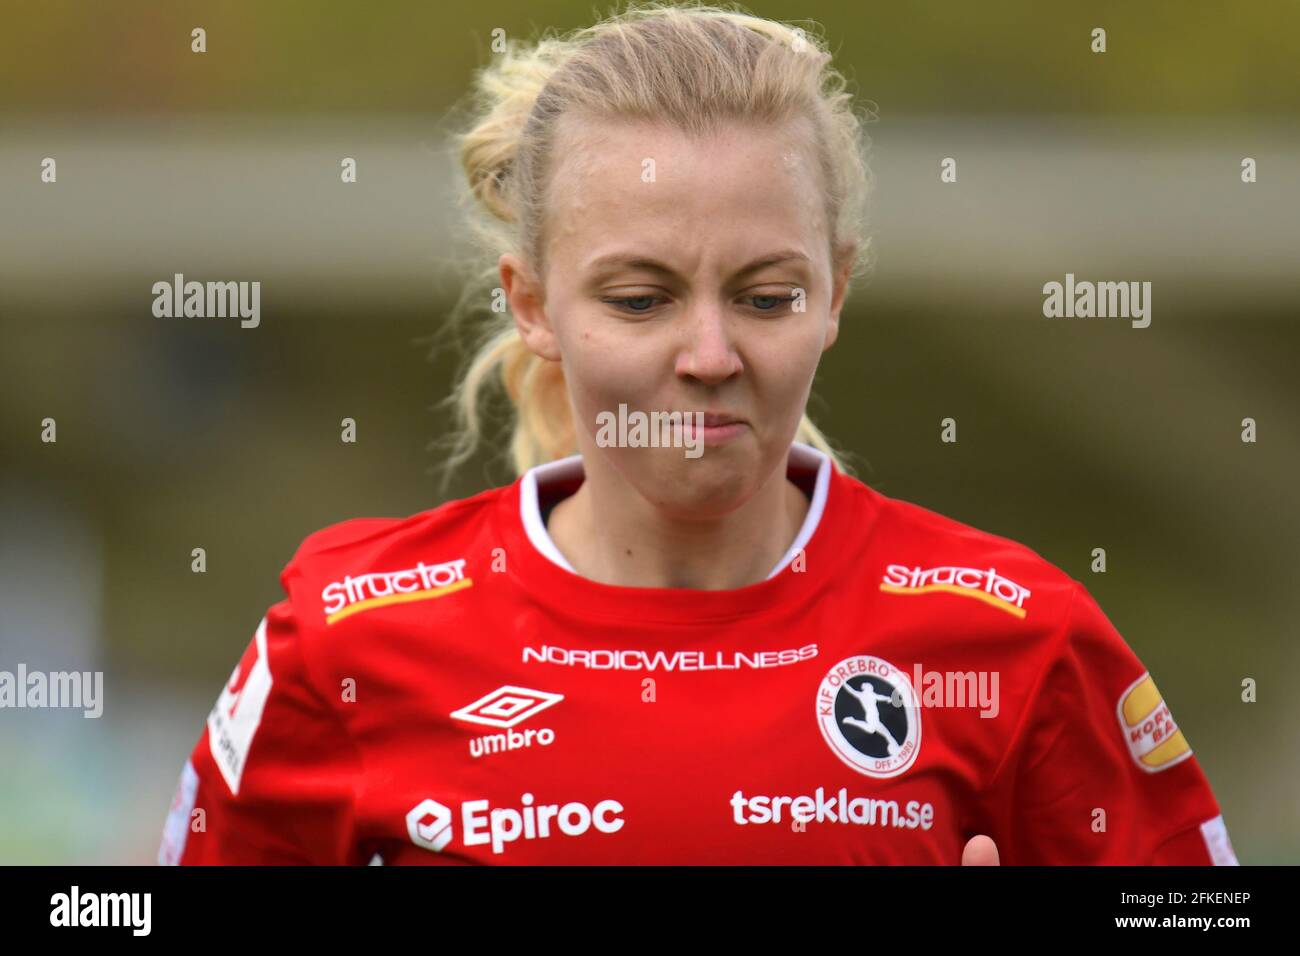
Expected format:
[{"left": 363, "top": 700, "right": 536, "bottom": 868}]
[{"left": 519, "top": 443, "right": 832, "bottom": 580}]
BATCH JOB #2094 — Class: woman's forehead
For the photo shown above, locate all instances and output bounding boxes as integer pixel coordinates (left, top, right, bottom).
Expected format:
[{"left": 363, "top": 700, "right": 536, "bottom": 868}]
[
  {"left": 551, "top": 111, "right": 817, "bottom": 178},
  {"left": 544, "top": 115, "right": 825, "bottom": 256}
]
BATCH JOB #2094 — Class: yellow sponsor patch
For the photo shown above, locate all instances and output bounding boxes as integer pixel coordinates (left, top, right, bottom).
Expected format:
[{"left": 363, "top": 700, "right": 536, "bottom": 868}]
[{"left": 1116, "top": 673, "right": 1192, "bottom": 772}]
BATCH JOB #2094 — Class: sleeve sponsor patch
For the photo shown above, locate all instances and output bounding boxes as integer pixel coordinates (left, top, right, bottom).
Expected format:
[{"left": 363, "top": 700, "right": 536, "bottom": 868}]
[
  {"left": 1116, "top": 672, "right": 1193, "bottom": 772},
  {"left": 1200, "top": 814, "right": 1240, "bottom": 865},
  {"left": 207, "top": 616, "right": 274, "bottom": 795},
  {"left": 157, "top": 758, "right": 199, "bottom": 865}
]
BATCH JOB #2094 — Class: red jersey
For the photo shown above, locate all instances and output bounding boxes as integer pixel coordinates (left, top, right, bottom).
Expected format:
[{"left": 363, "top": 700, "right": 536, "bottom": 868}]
[{"left": 159, "top": 444, "right": 1237, "bottom": 865}]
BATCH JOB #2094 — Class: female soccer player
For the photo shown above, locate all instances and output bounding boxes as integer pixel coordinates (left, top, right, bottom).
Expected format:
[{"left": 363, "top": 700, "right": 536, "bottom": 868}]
[{"left": 160, "top": 3, "right": 1236, "bottom": 865}]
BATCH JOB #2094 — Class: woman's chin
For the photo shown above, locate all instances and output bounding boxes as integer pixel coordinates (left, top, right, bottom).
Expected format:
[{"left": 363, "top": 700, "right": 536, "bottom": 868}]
[{"left": 635, "top": 450, "right": 767, "bottom": 518}]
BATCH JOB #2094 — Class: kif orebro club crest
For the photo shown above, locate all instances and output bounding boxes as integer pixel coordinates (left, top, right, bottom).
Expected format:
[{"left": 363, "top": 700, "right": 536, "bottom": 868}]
[{"left": 816, "top": 655, "right": 921, "bottom": 778}]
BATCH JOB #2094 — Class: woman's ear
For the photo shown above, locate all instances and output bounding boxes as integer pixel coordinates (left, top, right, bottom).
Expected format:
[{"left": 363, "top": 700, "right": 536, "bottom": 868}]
[{"left": 500, "top": 252, "right": 561, "bottom": 361}]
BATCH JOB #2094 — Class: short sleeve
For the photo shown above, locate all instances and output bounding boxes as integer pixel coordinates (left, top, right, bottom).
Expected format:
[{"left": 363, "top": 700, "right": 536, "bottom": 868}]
[
  {"left": 158, "top": 597, "right": 363, "bottom": 865},
  {"left": 981, "top": 583, "right": 1238, "bottom": 865}
]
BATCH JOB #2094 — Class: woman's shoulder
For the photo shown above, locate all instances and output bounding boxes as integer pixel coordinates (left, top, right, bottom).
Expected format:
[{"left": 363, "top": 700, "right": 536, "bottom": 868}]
[
  {"left": 293, "top": 484, "right": 505, "bottom": 561},
  {"left": 273, "top": 483, "right": 511, "bottom": 630},
  {"left": 847, "top": 477, "right": 1081, "bottom": 613}
]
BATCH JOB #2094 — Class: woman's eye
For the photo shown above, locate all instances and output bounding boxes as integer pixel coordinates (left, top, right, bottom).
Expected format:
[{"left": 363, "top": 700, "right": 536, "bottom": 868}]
[
  {"left": 746, "top": 294, "right": 797, "bottom": 312},
  {"left": 604, "top": 296, "right": 660, "bottom": 314},
  {"left": 602, "top": 293, "right": 797, "bottom": 314}
]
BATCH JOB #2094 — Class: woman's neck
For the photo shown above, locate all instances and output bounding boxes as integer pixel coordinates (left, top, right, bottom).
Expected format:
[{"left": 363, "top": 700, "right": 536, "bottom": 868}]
[{"left": 544, "top": 461, "right": 810, "bottom": 590}]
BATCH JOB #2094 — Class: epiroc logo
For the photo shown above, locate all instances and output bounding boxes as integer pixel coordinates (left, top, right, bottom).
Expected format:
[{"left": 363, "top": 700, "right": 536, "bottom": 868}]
[
  {"left": 321, "top": 558, "right": 472, "bottom": 625},
  {"left": 879, "top": 564, "right": 1031, "bottom": 619},
  {"left": 406, "top": 794, "right": 624, "bottom": 856},
  {"left": 1117, "top": 672, "right": 1192, "bottom": 772},
  {"left": 451, "top": 685, "right": 564, "bottom": 758},
  {"left": 406, "top": 798, "right": 454, "bottom": 852}
]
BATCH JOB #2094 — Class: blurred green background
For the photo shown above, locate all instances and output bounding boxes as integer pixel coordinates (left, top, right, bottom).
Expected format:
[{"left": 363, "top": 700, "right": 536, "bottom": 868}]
[{"left": 1, "top": 0, "right": 1297, "bottom": 863}]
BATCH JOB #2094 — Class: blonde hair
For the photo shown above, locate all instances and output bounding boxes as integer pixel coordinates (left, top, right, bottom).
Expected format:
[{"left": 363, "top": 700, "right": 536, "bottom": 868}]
[{"left": 439, "top": 1, "right": 874, "bottom": 482}]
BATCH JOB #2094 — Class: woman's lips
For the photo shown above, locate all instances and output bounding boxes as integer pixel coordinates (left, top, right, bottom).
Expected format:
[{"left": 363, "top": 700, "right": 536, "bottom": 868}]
[
  {"left": 681, "top": 416, "right": 747, "bottom": 446},
  {"left": 700, "top": 412, "right": 741, "bottom": 427}
]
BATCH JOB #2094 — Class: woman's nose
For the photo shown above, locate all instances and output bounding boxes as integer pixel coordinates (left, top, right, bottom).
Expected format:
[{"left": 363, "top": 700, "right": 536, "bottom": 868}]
[{"left": 675, "top": 303, "right": 743, "bottom": 383}]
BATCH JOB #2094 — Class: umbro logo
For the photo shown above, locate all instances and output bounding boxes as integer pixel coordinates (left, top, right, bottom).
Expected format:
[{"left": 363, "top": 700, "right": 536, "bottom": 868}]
[
  {"left": 450, "top": 685, "right": 564, "bottom": 758},
  {"left": 450, "top": 685, "right": 563, "bottom": 727}
]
